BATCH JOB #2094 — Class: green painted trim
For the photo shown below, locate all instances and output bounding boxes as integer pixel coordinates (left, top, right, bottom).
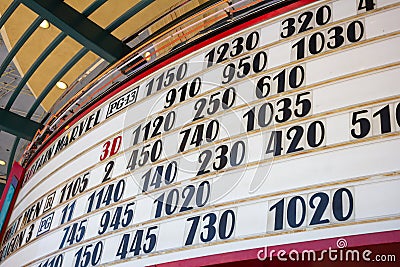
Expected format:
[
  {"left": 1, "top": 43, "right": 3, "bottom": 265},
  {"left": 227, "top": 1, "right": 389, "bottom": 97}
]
[
  {"left": 0, "top": 109, "right": 42, "bottom": 140},
  {"left": 19, "top": 0, "right": 130, "bottom": 62}
]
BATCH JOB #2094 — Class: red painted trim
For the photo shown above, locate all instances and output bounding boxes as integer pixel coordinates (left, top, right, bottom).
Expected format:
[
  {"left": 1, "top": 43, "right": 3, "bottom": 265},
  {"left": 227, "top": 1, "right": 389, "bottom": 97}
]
[
  {"left": 149, "top": 230, "right": 400, "bottom": 267},
  {"left": 25, "top": 0, "right": 316, "bottom": 174},
  {"left": 0, "top": 162, "right": 25, "bottom": 243}
]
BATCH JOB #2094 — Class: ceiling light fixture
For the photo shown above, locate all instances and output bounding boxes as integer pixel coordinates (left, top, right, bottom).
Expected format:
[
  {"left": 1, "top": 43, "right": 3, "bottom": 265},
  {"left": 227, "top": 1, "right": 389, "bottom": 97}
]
[
  {"left": 0, "top": 160, "right": 6, "bottom": 166},
  {"left": 40, "top": 20, "right": 50, "bottom": 29},
  {"left": 144, "top": 51, "right": 151, "bottom": 61},
  {"left": 56, "top": 81, "right": 68, "bottom": 90}
]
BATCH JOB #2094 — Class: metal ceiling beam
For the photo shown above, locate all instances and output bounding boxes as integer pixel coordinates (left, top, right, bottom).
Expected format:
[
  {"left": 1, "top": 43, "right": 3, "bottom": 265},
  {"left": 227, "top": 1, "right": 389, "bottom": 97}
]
[
  {"left": 18, "top": 0, "right": 130, "bottom": 62},
  {"left": 0, "top": 108, "right": 42, "bottom": 140}
]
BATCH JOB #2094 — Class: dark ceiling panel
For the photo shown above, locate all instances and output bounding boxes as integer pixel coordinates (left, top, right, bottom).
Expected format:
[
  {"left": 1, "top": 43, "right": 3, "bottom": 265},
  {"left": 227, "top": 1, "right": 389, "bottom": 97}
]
[{"left": 0, "top": 108, "right": 42, "bottom": 140}]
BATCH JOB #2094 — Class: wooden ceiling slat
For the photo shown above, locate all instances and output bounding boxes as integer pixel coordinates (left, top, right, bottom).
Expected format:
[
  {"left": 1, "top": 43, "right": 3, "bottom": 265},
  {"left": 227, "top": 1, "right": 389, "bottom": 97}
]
[{"left": 0, "top": 1, "right": 19, "bottom": 29}]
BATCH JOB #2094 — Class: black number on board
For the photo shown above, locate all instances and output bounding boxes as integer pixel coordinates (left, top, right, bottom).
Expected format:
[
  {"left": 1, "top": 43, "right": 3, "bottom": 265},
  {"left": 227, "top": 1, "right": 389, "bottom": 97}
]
[
  {"left": 146, "top": 63, "right": 188, "bottom": 96},
  {"left": 185, "top": 210, "right": 235, "bottom": 245},
  {"left": 222, "top": 51, "right": 268, "bottom": 84},
  {"left": 59, "top": 220, "right": 87, "bottom": 249},
  {"left": 351, "top": 102, "right": 400, "bottom": 139},
  {"left": 116, "top": 226, "right": 158, "bottom": 259},
  {"left": 269, "top": 188, "right": 353, "bottom": 230},
  {"left": 197, "top": 140, "right": 246, "bottom": 176},
  {"left": 265, "top": 120, "right": 325, "bottom": 156},
  {"left": 37, "top": 254, "right": 63, "bottom": 267},
  {"left": 73, "top": 241, "right": 103, "bottom": 267},
  {"left": 131, "top": 111, "right": 175, "bottom": 146},
  {"left": 102, "top": 161, "right": 115, "bottom": 183},
  {"left": 127, "top": 139, "right": 163, "bottom": 170},
  {"left": 164, "top": 77, "right": 201, "bottom": 108},
  {"left": 179, "top": 120, "right": 220, "bottom": 152},
  {"left": 60, "top": 200, "right": 76, "bottom": 225},
  {"left": 193, "top": 87, "right": 236, "bottom": 121},
  {"left": 153, "top": 181, "right": 211, "bottom": 218},
  {"left": 281, "top": 5, "right": 332, "bottom": 38},
  {"left": 243, "top": 91, "right": 312, "bottom": 132},
  {"left": 205, "top": 31, "right": 260, "bottom": 67},
  {"left": 292, "top": 20, "right": 364, "bottom": 60},
  {"left": 25, "top": 223, "right": 34, "bottom": 243},
  {"left": 98, "top": 202, "right": 135, "bottom": 234},
  {"left": 255, "top": 65, "right": 305, "bottom": 98},
  {"left": 59, "top": 172, "right": 89, "bottom": 204},
  {"left": 309, "top": 192, "right": 330, "bottom": 225},
  {"left": 142, "top": 161, "right": 177, "bottom": 192},
  {"left": 87, "top": 180, "right": 125, "bottom": 213},
  {"left": 358, "top": 0, "right": 376, "bottom": 12}
]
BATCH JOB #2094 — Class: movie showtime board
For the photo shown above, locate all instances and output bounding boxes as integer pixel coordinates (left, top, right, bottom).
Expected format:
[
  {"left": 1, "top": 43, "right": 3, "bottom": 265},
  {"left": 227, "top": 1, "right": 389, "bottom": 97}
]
[{"left": 1, "top": 0, "right": 400, "bottom": 266}]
